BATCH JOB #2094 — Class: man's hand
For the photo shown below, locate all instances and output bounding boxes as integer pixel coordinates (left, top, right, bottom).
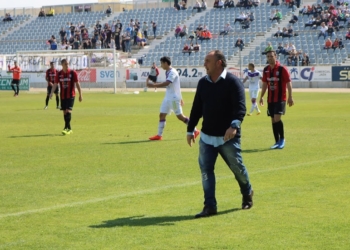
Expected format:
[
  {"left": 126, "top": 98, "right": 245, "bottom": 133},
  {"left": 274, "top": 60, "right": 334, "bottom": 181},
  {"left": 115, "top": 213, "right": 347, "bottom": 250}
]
[
  {"left": 79, "top": 95, "right": 83, "bottom": 102},
  {"left": 49, "top": 82, "right": 53, "bottom": 87},
  {"left": 187, "top": 134, "right": 195, "bottom": 147},
  {"left": 49, "top": 93, "right": 53, "bottom": 99},
  {"left": 224, "top": 127, "right": 237, "bottom": 142},
  {"left": 288, "top": 96, "right": 294, "bottom": 107},
  {"left": 180, "top": 99, "right": 184, "bottom": 106},
  {"left": 259, "top": 97, "right": 264, "bottom": 106}
]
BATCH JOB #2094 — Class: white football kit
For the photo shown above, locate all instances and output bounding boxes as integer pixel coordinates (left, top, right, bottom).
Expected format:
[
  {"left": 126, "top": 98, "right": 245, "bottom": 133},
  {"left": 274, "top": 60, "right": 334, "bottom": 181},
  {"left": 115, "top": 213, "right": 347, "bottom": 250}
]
[
  {"left": 160, "top": 68, "right": 183, "bottom": 115},
  {"left": 245, "top": 70, "right": 262, "bottom": 99}
]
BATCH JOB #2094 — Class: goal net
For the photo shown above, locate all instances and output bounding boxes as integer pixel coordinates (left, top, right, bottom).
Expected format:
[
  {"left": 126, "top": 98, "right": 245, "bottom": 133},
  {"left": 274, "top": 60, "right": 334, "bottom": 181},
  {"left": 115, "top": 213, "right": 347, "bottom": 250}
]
[{"left": 7, "top": 49, "right": 138, "bottom": 93}]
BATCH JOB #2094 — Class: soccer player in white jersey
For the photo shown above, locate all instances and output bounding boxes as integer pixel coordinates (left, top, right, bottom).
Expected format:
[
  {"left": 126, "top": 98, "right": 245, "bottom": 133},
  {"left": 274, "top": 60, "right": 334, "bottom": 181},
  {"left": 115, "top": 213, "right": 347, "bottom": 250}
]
[
  {"left": 147, "top": 56, "right": 199, "bottom": 141},
  {"left": 242, "top": 63, "right": 262, "bottom": 116}
]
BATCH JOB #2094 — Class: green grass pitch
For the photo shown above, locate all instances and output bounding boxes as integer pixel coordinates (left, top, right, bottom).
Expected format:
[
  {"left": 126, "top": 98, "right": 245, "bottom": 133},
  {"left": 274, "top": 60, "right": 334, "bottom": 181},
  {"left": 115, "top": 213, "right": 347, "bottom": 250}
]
[{"left": 0, "top": 90, "right": 349, "bottom": 249}]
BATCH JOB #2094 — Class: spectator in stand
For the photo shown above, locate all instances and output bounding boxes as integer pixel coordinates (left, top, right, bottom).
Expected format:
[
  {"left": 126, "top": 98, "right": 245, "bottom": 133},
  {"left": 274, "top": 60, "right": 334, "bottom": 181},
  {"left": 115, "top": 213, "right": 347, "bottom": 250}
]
[
  {"left": 181, "top": 1, "right": 188, "bottom": 10},
  {"left": 241, "top": 18, "right": 251, "bottom": 29},
  {"left": 288, "top": 0, "right": 296, "bottom": 11},
  {"left": 304, "top": 17, "right": 315, "bottom": 28},
  {"left": 338, "top": 38, "right": 344, "bottom": 49},
  {"left": 175, "top": 25, "right": 182, "bottom": 38},
  {"left": 235, "top": 38, "right": 244, "bottom": 51},
  {"left": 248, "top": 12, "right": 255, "bottom": 22},
  {"left": 133, "top": 24, "right": 139, "bottom": 45},
  {"left": 202, "top": 0, "right": 208, "bottom": 10},
  {"left": 218, "top": 0, "right": 225, "bottom": 8},
  {"left": 274, "top": 27, "right": 283, "bottom": 37},
  {"left": 124, "top": 32, "right": 131, "bottom": 53},
  {"left": 69, "top": 23, "right": 75, "bottom": 38},
  {"left": 140, "top": 22, "right": 147, "bottom": 40},
  {"left": 220, "top": 23, "right": 233, "bottom": 35},
  {"left": 332, "top": 19, "right": 341, "bottom": 31},
  {"left": 262, "top": 42, "right": 273, "bottom": 55},
  {"left": 213, "top": 0, "right": 219, "bottom": 8},
  {"left": 96, "top": 36, "right": 102, "bottom": 49},
  {"left": 38, "top": 8, "right": 46, "bottom": 17},
  {"left": 271, "top": 0, "right": 280, "bottom": 6},
  {"left": 137, "top": 31, "right": 147, "bottom": 49},
  {"left": 174, "top": 0, "right": 181, "bottom": 10},
  {"left": 180, "top": 25, "right": 188, "bottom": 38},
  {"left": 95, "top": 21, "right": 102, "bottom": 35},
  {"left": 234, "top": 12, "right": 247, "bottom": 24},
  {"left": 65, "top": 22, "right": 71, "bottom": 39},
  {"left": 193, "top": 42, "right": 200, "bottom": 52},
  {"left": 151, "top": 21, "right": 157, "bottom": 39},
  {"left": 324, "top": 38, "right": 332, "bottom": 49},
  {"left": 59, "top": 28, "right": 66, "bottom": 43},
  {"left": 3, "top": 13, "right": 13, "bottom": 22},
  {"left": 224, "top": 0, "right": 235, "bottom": 8},
  {"left": 281, "top": 42, "right": 290, "bottom": 56},
  {"left": 116, "top": 19, "right": 122, "bottom": 32},
  {"left": 270, "top": 9, "right": 282, "bottom": 23},
  {"left": 327, "top": 24, "right": 336, "bottom": 38},
  {"left": 106, "top": 5, "right": 112, "bottom": 16},
  {"left": 46, "top": 7, "right": 55, "bottom": 17},
  {"left": 301, "top": 53, "right": 310, "bottom": 66},
  {"left": 202, "top": 29, "right": 212, "bottom": 40},
  {"left": 287, "top": 42, "right": 297, "bottom": 56},
  {"left": 332, "top": 37, "right": 340, "bottom": 51},
  {"left": 318, "top": 22, "right": 328, "bottom": 39},
  {"left": 72, "top": 38, "right": 81, "bottom": 50},
  {"left": 287, "top": 54, "right": 298, "bottom": 66},
  {"left": 245, "top": 0, "right": 253, "bottom": 9},
  {"left": 276, "top": 42, "right": 284, "bottom": 54},
  {"left": 283, "top": 25, "right": 294, "bottom": 38},
  {"left": 289, "top": 14, "right": 298, "bottom": 24},
  {"left": 194, "top": 0, "right": 202, "bottom": 11},
  {"left": 60, "top": 41, "right": 68, "bottom": 50},
  {"left": 188, "top": 30, "right": 197, "bottom": 41},
  {"left": 253, "top": 0, "right": 260, "bottom": 7},
  {"left": 299, "top": 6, "right": 307, "bottom": 15},
  {"left": 236, "top": 0, "right": 244, "bottom": 7},
  {"left": 183, "top": 43, "right": 192, "bottom": 55}
]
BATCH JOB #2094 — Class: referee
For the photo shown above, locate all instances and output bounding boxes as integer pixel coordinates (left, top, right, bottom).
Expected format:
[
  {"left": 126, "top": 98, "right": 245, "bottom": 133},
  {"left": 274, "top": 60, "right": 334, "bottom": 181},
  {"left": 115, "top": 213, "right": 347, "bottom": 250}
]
[
  {"left": 145, "top": 62, "right": 160, "bottom": 92},
  {"left": 8, "top": 61, "right": 22, "bottom": 97},
  {"left": 45, "top": 62, "right": 60, "bottom": 109}
]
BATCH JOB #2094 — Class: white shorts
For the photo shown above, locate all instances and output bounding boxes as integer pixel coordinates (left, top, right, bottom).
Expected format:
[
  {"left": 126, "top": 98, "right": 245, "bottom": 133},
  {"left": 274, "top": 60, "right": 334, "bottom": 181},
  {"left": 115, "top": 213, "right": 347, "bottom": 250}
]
[
  {"left": 160, "top": 98, "right": 182, "bottom": 115},
  {"left": 249, "top": 89, "right": 260, "bottom": 99}
]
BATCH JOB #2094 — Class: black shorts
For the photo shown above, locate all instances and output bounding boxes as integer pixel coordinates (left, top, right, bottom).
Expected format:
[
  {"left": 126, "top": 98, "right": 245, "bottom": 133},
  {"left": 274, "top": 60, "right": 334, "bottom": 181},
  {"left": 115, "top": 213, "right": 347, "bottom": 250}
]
[
  {"left": 60, "top": 98, "right": 75, "bottom": 111},
  {"left": 148, "top": 75, "right": 157, "bottom": 83},
  {"left": 267, "top": 102, "right": 286, "bottom": 117},
  {"left": 11, "top": 79, "right": 20, "bottom": 85},
  {"left": 47, "top": 86, "right": 59, "bottom": 95}
]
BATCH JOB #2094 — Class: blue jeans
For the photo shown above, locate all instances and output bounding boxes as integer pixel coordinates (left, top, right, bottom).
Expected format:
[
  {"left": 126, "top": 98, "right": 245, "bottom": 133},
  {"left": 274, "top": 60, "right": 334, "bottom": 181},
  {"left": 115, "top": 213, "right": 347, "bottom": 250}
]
[{"left": 198, "top": 137, "right": 252, "bottom": 208}]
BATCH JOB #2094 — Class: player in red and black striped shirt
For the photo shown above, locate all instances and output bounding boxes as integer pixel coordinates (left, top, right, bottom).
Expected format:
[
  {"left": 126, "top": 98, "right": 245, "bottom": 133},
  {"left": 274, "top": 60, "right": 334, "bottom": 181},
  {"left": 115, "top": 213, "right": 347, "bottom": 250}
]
[
  {"left": 50, "top": 59, "right": 83, "bottom": 135},
  {"left": 260, "top": 51, "right": 294, "bottom": 149},
  {"left": 45, "top": 62, "right": 60, "bottom": 109}
]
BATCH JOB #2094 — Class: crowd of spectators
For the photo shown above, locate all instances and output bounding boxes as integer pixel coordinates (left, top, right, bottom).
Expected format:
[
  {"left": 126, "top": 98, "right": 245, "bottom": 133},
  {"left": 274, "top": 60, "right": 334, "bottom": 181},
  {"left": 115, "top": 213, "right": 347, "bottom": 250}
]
[
  {"left": 38, "top": 7, "right": 55, "bottom": 17},
  {"left": 213, "top": 0, "right": 260, "bottom": 9}
]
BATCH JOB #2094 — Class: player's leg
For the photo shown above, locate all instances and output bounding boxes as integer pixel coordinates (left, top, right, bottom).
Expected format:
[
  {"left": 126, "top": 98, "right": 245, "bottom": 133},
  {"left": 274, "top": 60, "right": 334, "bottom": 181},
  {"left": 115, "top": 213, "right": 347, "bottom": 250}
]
[
  {"left": 247, "top": 90, "right": 255, "bottom": 115},
  {"left": 174, "top": 100, "right": 200, "bottom": 138},
  {"left": 149, "top": 99, "right": 169, "bottom": 140},
  {"left": 11, "top": 81, "right": 16, "bottom": 96},
  {"left": 268, "top": 103, "right": 280, "bottom": 149},
  {"left": 64, "top": 98, "right": 75, "bottom": 134},
  {"left": 144, "top": 76, "right": 149, "bottom": 92},
  {"left": 273, "top": 102, "right": 286, "bottom": 149},
  {"left": 16, "top": 83, "right": 19, "bottom": 96},
  {"left": 254, "top": 90, "right": 261, "bottom": 114},
  {"left": 45, "top": 86, "right": 51, "bottom": 109},
  {"left": 55, "top": 87, "right": 60, "bottom": 109}
]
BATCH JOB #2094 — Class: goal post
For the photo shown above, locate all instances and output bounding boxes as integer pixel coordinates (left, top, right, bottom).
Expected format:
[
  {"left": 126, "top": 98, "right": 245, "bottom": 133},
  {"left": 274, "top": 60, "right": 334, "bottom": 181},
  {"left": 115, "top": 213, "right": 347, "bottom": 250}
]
[{"left": 12, "top": 49, "right": 130, "bottom": 94}]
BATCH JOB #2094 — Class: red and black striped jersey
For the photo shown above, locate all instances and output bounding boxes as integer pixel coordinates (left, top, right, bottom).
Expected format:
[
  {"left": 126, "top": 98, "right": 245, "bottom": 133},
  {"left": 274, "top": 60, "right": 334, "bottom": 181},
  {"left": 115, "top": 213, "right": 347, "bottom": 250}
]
[
  {"left": 262, "top": 61, "right": 291, "bottom": 103},
  {"left": 46, "top": 68, "right": 57, "bottom": 86},
  {"left": 55, "top": 69, "right": 78, "bottom": 100}
]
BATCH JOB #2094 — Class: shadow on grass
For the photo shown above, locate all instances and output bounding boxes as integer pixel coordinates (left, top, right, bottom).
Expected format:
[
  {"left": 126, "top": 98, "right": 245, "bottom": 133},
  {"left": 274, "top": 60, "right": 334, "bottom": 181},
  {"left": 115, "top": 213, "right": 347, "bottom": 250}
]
[
  {"left": 242, "top": 148, "right": 271, "bottom": 153},
  {"left": 102, "top": 139, "right": 182, "bottom": 145},
  {"left": 9, "top": 134, "right": 60, "bottom": 138},
  {"left": 89, "top": 208, "right": 240, "bottom": 228}
]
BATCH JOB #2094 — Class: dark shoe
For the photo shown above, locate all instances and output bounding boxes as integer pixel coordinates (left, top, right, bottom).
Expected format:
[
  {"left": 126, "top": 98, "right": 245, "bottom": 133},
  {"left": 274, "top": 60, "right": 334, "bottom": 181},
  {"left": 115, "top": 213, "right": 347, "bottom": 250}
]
[
  {"left": 242, "top": 190, "right": 254, "bottom": 210},
  {"left": 195, "top": 206, "right": 217, "bottom": 218}
]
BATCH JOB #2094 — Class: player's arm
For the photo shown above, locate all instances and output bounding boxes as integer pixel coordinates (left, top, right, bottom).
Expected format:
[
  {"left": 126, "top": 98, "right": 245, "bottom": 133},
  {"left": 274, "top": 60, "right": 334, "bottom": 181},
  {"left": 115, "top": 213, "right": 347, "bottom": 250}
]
[
  {"left": 287, "top": 81, "right": 294, "bottom": 107},
  {"left": 242, "top": 76, "right": 248, "bottom": 84},
  {"left": 76, "top": 81, "right": 83, "bottom": 102},
  {"left": 50, "top": 83, "right": 58, "bottom": 99},
  {"left": 147, "top": 80, "right": 171, "bottom": 88},
  {"left": 259, "top": 81, "right": 268, "bottom": 106}
]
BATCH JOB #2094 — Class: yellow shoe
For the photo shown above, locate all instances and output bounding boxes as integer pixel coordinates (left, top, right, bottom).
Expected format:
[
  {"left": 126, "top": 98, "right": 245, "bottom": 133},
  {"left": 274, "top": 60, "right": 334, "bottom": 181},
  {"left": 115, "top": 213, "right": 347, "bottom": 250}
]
[
  {"left": 257, "top": 111, "right": 261, "bottom": 115},
  {"left": 65, "top": 129, "right": 73, "bottom": 135},
  {"left": 62, "top": 129, "right": 67, "bottom": 135},
  {"left": 247, "top": 113, "right": 252, "bottom": 116}
]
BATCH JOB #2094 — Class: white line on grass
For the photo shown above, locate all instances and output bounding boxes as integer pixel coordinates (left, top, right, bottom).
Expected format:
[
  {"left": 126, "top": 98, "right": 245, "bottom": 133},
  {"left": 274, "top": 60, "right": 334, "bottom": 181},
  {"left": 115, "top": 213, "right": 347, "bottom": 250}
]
[{"left": 0, "top": 155, "right": 348, "bottom": 219}]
